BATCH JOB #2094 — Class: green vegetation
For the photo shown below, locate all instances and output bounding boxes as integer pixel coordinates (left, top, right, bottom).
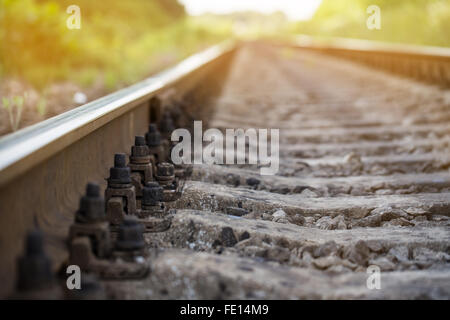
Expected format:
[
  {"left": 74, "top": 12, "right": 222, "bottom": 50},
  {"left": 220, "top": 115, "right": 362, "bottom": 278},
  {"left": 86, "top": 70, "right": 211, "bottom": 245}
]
[
  {"left": 3, "top": 0, "right": 446, "bottom": 94},
  {"left": 0, "top": 0, "right": 232, "bottom": 91},
  {"left": 2, "top": 94, "right": 26, "bottom": 131},
  {"left": 194, "top": 11, "right": 291, "bottom": 40},
  {"left": 292, "top": 0, "right": 450, "bottom": 47}
]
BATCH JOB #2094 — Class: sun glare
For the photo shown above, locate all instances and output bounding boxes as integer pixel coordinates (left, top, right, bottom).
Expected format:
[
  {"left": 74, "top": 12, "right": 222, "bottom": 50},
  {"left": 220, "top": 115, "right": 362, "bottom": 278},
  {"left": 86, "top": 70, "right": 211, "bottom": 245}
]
[{"left": 179, "top": 0, "right": 323, "bottom": 21}]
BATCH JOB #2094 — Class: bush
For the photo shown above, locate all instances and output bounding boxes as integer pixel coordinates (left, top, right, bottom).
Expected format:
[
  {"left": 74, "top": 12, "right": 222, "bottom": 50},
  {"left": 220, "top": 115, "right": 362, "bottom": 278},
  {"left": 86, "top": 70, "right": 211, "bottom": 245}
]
[
  {"left": 0, "top": 0, "right": 231, "bottom": 91},
  {"left": 0, "top": 0, "right": 77, "bottom": 89},
  {"left": 293, "top": 0, "right": 450, "bottom": 47}
]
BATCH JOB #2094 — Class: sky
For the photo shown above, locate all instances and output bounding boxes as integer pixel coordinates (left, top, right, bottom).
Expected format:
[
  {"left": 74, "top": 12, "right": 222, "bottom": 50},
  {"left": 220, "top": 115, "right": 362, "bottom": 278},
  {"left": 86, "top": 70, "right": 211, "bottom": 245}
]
[{"left": 178, "top": 0, "right": 323, "bottom": 21}]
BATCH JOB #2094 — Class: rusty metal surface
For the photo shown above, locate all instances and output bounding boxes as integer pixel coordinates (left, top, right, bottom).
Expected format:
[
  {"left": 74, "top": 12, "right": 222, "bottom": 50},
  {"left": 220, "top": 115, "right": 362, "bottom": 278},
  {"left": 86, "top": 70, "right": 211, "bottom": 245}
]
[{"left": 0, "top": 42, "right": 236, "bottom": 297}]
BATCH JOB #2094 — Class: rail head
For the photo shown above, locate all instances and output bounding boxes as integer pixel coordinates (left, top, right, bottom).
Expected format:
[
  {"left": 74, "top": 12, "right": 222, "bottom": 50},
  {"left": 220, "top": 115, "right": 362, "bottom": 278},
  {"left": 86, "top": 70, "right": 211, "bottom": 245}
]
[
  {"left": 293, "top": 35, "right": 450, "bottom": 60},
  {"left": 0, "top": 40, "right": 236, "bottom": 187},
  {"left": 285, "top": 35, "right": 450, "bottom": 87}
]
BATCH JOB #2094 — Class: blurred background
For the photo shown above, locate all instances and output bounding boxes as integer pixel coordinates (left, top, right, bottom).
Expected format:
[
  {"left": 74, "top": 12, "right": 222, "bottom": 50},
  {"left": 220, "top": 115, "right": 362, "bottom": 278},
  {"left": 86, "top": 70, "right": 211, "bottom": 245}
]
[{"left": 0, "top": 0, "right": 449, "bottom": 135}]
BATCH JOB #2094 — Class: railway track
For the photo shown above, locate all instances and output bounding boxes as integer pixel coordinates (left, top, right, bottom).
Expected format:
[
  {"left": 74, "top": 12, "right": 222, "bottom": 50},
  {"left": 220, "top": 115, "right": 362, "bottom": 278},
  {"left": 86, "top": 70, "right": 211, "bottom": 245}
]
[{"left": 0, "top": 37, "right": 449, "bottom": 299}]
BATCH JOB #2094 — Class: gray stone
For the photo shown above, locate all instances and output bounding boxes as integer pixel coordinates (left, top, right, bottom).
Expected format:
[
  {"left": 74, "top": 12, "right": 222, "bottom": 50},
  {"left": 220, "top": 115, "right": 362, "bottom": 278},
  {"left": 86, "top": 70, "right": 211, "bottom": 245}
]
[
  {"left": 343, "top": 240, "right": 370, "bottom": 266},
  {"left": 387, "top": 246, "right": 410, "bottom": 263},
  {"left": 333, "top": 215, "right": 347, "bottom": 230},
  {"left": 300, "top": 189, "right": 319, "bottom": 198},
  {"left": 387, "top": 218, "right": 415, "bottom": 227},
  {"left": 226, "top": 207, "right": 248, "bottom": 217},
  {"left": 315, "top": 216, "right": 334, "bottom": 230},
  {"left": 366, "top": 240, "right": 384, "bottom": 253},
  {"left": 315, "top": 215, "right": 346, "bottom": 230},
  {"left": 369, "top": 257, "right": 396, "bottom": 271},
  {"left": 313, "top": 256, "right": 340, "bottom": 270},
  {"left": 246, "top": 177, "right": 261, "bottom": 187},
  {"left": 289, "top": 214, "right": 306, "bottom": 226},
  {"left": 404, "top": 207, "right": 428, "bottom": 216},
  {"left": 273, "top": 209, "right": 287, "bottom": 219},
  {"left": 325, "top": 264, "right": 352, "bottom": 274},
  {"left": 272, "top": 209, "right": 288, "bottom": 223},
  {"left": 239, "top": 231, "right": 251, "bottom": 242},
  {"left": 226, "top": 174, "right": 240, "bottom": 187},
  {"left": 313, "top": 241, "right": 338, "bottom": 258},
  {"left": 221, "top": 227, "right": 238, "bottom": 247},
  {"left": 270, "top": 185, "right": 291, "bottom": 194},
  {"left": 354, "top": 213, "right": 382, "bottom": 227}
]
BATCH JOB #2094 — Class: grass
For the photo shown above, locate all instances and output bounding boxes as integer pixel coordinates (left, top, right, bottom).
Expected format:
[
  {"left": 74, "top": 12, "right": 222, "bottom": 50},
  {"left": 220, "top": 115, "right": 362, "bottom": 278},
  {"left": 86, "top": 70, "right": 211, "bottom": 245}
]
[
  {"left": 291, "top": 0, "right": 450, "bottom": 47},
  {"left": 0, "top": 0, "right": 232, "bottom": 132},
  {"left": 0, "top": 0, "right": 232, "bottom": 91},
  {"left": 2, "top": 94, "right": 25, "bottom": 131}
]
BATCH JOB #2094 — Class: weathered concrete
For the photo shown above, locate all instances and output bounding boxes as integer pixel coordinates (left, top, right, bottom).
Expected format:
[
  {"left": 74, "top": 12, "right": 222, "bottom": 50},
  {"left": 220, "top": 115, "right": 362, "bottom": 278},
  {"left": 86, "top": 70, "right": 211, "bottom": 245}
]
[
  {"left": 104, "top": 249, "right": 450, "bottom": 299},
  {"left": 169, "top": 181, "right": 450, "bottom": 221}
]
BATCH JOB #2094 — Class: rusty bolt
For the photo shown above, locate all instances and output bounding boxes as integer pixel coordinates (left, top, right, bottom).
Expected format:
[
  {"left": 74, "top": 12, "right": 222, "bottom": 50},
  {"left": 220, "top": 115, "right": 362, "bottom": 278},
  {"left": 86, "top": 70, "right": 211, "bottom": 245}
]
[
  {"left": 131, "top": 136, "right": 150, "bottom": 161},
  {"left": 159, "top": 112, "right": 175, "bottom": 135},
  {"left": 16, "top": 229, "right": 53, "bottom": 292},
  {"left": 115, "top": 217, "right": 145, "bottom": 251},
  {"left": 157, "top": 162, "right": 175, "bottom": 177},
  {"left": 108, "top": 153, "right": 131, "bottom": 185},
  {"left": 146, "top": 124, "right": 161, "bottom": 147},
  {"left": 135, "top": 135, "right": 146, "bottom": 146},
  {"left": 142, "top": 182, "right": 163, "bottom": 207},
  {"left": 76, "top": 183, "right": 105, "bottom": 223}
]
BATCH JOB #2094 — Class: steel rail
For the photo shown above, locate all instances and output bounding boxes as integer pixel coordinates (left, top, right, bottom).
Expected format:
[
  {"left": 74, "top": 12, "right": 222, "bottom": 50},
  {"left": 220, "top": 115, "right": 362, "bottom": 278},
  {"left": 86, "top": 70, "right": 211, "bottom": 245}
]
[
  {"left": 294, "top": 35, "right": 450, "bottom": 60},
  {"left": 0, "top": 40, "right": 237, "bottom": 298},
  {"left": 289, "top": 35, "right": 450, "bottom": 86},
  {"left": 0, "top": 40, "right": 236, "bottom": 187}
]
